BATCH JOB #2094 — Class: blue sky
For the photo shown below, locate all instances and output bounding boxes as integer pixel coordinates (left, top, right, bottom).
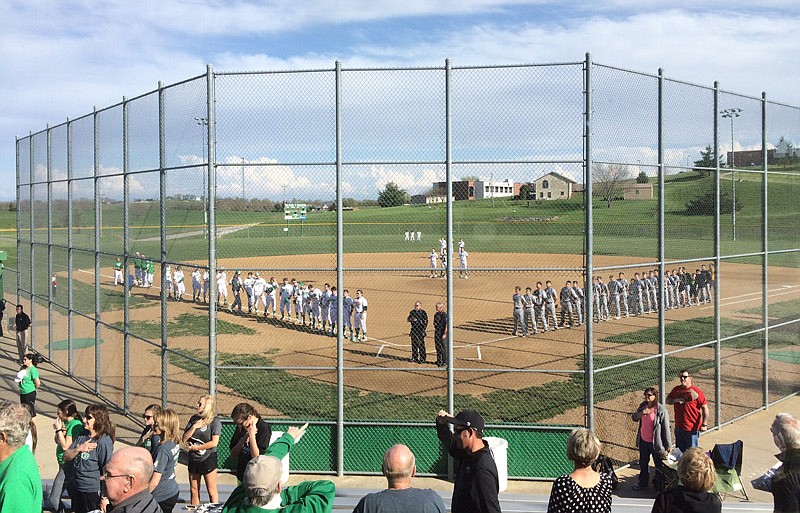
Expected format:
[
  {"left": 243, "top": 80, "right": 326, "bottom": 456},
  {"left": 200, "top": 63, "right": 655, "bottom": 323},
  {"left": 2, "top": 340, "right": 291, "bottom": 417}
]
[{"left": 3, "top": 0, "right": 800, "bottom": 202}]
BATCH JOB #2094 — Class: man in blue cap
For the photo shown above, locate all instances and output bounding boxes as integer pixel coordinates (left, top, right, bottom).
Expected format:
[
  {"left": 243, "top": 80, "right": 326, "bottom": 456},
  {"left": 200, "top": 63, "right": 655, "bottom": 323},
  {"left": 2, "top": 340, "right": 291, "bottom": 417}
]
[{"left": 435, "top": 409, "right": 501, "bottom": 513}]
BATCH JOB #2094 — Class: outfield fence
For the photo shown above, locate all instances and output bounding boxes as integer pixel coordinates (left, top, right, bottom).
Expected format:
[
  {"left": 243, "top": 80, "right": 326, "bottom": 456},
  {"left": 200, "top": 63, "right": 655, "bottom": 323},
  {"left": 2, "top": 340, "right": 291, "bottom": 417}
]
[{"left": 15, "top": 54, "right": 800, "bottom": 478}]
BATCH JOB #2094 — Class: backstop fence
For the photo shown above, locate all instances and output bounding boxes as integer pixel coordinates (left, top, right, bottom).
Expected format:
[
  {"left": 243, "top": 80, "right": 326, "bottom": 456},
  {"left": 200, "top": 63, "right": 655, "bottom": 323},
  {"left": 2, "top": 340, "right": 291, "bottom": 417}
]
[{"left": 15, "top": 54, "right": 800, "bottom": 478}]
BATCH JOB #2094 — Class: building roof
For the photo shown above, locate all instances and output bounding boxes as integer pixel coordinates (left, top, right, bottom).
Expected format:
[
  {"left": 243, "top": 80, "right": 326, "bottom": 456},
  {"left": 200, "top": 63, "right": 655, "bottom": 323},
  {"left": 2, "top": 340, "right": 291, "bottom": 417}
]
[{"left": 535, "top": 172, "right": 577, "bottom": 184}]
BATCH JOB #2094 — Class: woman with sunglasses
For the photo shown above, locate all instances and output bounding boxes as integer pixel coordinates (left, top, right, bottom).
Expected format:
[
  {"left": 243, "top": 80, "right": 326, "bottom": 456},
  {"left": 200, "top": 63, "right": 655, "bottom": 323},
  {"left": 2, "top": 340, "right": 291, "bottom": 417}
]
[
  {"left": 62, "top": 404, "right": 115, "bottom": 513},
  {"left": 182, "top": 394, "right": 221, "bottom": 505},
  {"left": 136, "top": 404, "right": 162, "bottom": 457},
  {"left": 17, "top": 353, "right": 41, "bottom": 417},
  {"left": 631, "top": 386, "right": 673, "bottom": 491},
  {"left": 149, "top": 408, "right": 181, "bottom": 513},
  {"left": 44, "top": 399, "right": 83, "bottom": 513}
]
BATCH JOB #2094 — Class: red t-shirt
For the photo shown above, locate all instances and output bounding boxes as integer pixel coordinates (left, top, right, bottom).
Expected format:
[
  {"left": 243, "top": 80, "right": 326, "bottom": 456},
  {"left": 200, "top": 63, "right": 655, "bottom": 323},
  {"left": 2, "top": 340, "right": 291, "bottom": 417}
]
[{"left": 667, "top": 385, "right": 706, "bottom": 431}]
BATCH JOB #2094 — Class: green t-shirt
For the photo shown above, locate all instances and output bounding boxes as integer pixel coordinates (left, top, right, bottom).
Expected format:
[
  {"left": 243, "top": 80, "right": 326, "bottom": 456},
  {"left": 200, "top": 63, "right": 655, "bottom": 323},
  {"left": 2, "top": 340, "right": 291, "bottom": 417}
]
[
  {"left": 18, "top": 366, "right": 38, "bottom": 395},
  {"left": 0, "top": 444, "right": 43, "bottom": 512},
  {"left": 56, "top": 418, "right": 84, "bottom": 465},
  {"left": 114, "top": 261, "right": 123, "bottom": 270}
]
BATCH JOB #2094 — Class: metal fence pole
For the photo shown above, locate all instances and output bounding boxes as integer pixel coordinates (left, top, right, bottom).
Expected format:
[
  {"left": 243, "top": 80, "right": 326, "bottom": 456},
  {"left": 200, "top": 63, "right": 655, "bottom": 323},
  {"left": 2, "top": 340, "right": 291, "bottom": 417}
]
[
  {"left": 159, "top": 81, "right": 169, "bottom": 408},
  {"left": 712, "top": 83, "right": 721, "bottom": 428},
  {"left": 445, "top": 58, "right": 455, "bottom": 480},
  {"left": 335, "top": 60, "right": 344, "bottom": 477},
  {"left": 47, "top": 124, "right": 54, "bottom": 363},
  {"left": 94, "top": 106, "right": 101, "bottom": 395},
  {"left": 657, "top": 69, "right": 666, "bottom": 398},
  {"left": 14, "top": 136, "right": 20, "bottom": 308},
  {"left": 67, "top": 118, "right": 74, "bottom": 375},
  {"left": 122, "top": 95, "right": 131, "bottom": 414},
  {"left": 28, "top": 134, "right": 34, "bottom": 347},
  {"left": 761, "top": 92, "right": 769, "bottom": 406},
  {"left": 584, "top": 53, "right": 595, "bottom": 431},
  {"left": 207, "top": 65, "right": 217, "bottom": 397}
]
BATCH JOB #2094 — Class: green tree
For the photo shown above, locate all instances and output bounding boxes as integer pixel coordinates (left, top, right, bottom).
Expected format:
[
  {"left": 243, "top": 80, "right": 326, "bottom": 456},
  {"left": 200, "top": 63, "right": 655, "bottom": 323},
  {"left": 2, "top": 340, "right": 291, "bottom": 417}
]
[
  {"left": 693, "top": 145, "right": 721, "bottom": 176},
  {"left": 636, "top": 171, "right": 649, "bottom": 184},
  {"left": 377, "top": 182, "right": 409, "bottom": 207},
  {"left": 684, "top": 190, "right": 741, "bottom": 216}
]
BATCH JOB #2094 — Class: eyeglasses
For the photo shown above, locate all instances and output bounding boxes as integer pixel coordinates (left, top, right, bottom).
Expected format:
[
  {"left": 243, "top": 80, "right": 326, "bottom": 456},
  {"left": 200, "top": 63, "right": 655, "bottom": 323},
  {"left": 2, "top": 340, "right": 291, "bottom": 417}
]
[
  {"left": 103, "top": 471, "right": 131, "bottom": 480},
  {"left": 679, "top": 375, "right": 690, "bottom": 380},
  {"left": 143, "top": 414, "right": 153, "bottom": 420},
  {"left": 645, "top": 393, "right": 656, "bottom": 397}
]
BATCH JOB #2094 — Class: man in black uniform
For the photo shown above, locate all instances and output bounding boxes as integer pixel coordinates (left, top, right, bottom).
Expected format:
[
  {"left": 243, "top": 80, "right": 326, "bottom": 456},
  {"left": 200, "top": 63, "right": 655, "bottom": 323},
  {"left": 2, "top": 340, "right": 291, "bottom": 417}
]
[
  {"left": 435, "top": 409, "right": 501, "bottom": 513},
  {"left": 433, "top": 302, "right": 448, "bottom": 367},
  {"left": 407, "top": 301, "right": 428, "bottom": 364}
]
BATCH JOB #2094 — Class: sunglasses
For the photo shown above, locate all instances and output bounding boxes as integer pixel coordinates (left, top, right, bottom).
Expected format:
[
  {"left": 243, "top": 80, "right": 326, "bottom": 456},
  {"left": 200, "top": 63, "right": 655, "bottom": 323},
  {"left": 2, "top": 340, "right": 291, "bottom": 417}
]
[
  {"left": 143, "top": 414, "right": 153, "bottom": 420},
  {"left": 103, "top": 470, "right": 131, "bottom": 480},
  {"left": 85, "top": 415, "right": 94, "bottom": 420},
  {"left": 645, "top": 393, "right": 656, "bottom": 397},
  {"left": 679, "top": 375, "right": 690, "bottom": 380}
]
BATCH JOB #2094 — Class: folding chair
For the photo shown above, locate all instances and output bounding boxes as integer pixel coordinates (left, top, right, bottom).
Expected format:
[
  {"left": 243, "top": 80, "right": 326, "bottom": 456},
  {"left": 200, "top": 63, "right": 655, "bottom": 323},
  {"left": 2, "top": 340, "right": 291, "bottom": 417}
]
[{"left": 711, "top": 440, "right": 749, "bottom": 501}]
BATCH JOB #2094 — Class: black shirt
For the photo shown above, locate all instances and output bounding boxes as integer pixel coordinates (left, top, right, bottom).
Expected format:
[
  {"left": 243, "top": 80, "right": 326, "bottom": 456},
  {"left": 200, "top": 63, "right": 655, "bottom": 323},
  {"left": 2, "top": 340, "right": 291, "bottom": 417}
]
[
  {"left": 434, "top": 310, "right": 448, "bottom": 334},
  {"left": 407, "top": 308, "right": 428, "bottom": 338},
  {"left": 229, "top": 418, "right": 272, "bottom": 481}
]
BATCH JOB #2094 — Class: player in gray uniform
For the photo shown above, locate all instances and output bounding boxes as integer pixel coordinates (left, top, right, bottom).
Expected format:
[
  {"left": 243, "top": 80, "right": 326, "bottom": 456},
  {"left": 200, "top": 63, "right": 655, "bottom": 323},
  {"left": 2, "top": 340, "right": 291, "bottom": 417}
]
[
  {"left": 629, "top": 272, "right": 644, "bottom": 316},
  {"left": 700, "top": 264, "right": 712, "bottom": 303},
  {"left": 571, "top": 281, "right": 584, "bottom": 326},
  {"left": 559, "top": 281, "right": 575, "bottom": 328},
  {"left": 512, "top": 286, "right": 525, "bottom": 336},
  {"left": 649, "top": 270, "right": 660, "bottom": 313},
  {"left": 328, "top": 286, "right": 338, "bottom": 337},
  {"left": 544, "top": 280, "right": 559, "bottom": 330},
  {"left": 439, "top": 252, "right": 448, "bottom": 279},
  {"left": 616, "top": 272, "right": 630, "bottom": 318},
  {"left": 533, "top": 281, "right": 548, "bottom": 332},
  {"left": 523, "top": 287, "right": 537, "bottom": 335},
  {"left": 642, "top": 271, "right": 655, "bottom": 313},
  {"left": 243, "top": 272, "right": 255, "bottom": 313},
  {"left": 342, "top": 289, "right": 354, "bottom": 340},
  {"left": 321, "top": 283, "right": 332, "bottom": 333},
  {"left": 279, "top": 278, "right": 293, "bottom": 320},
  {"left": 597, "top": 276, "right": 610, "bottom": 321}
]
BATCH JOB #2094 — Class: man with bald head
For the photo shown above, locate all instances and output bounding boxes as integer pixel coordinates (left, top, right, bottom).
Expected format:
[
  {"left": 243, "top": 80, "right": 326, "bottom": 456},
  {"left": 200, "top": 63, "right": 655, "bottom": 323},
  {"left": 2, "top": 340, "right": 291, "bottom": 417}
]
[
  {"left": 353, "top": 444, "right": 445, "bottom": 513},
  {"left": 101, "top": 446, "right": 161, "bottom": 512},
  {"left": 222, "top": 423, "right": 335, "bottom": 512}
]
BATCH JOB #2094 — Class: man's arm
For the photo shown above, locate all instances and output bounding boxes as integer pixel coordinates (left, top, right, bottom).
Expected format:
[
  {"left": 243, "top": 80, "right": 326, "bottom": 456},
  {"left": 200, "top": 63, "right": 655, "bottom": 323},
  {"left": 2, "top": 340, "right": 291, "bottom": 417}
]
[{"left": 280, "top": 480, "right": 336, "bottom": 513}]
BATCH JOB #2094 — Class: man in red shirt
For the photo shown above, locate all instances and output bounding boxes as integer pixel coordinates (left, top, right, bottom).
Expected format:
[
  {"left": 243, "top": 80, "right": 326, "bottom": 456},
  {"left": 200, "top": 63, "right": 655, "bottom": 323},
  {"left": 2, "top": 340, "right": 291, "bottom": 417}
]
[{"left": 666, "top": 370, "right": 709, "bottom": 451}]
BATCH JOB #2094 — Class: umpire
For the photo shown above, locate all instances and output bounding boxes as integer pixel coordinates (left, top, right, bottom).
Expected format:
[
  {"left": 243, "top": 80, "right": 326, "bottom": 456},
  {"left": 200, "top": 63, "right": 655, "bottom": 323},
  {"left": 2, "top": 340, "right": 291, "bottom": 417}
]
[{"left": 407, "top": 301, "right": 429, "bottom": 364}]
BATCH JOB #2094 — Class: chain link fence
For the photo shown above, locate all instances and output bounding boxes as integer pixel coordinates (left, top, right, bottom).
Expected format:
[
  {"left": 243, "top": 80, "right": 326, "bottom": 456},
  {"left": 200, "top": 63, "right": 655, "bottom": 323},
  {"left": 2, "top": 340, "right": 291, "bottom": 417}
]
[{"left": 15, "top": 56, "right": 800, "bottom": 478}]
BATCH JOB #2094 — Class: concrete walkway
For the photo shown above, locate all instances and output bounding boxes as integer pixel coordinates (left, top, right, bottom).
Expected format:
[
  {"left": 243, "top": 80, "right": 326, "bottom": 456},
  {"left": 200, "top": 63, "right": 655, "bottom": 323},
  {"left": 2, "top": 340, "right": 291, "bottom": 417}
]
[{"left": 0, "top": 334, "right": 791, "bottom": 510}]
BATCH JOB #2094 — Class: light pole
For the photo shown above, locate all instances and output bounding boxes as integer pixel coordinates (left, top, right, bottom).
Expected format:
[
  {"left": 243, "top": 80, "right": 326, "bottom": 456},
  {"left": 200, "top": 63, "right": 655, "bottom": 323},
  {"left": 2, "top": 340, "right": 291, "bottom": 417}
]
[
  {"left": 720, "top": 108, "right": 741, "bottom": 241},
  {"left": 195, "top": 116, "right": 209, "bottom": 239}
]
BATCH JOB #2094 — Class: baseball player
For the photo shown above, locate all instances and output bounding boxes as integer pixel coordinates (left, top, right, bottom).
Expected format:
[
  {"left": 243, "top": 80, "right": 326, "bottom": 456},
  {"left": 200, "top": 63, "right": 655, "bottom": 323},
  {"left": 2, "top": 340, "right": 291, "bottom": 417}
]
[
  {"left": 293, "top": 279, "right": 304, "bottom": 324},
  {"left": 617, "top": 272, "right": 630, "bottom": 318},
  {"left": 202, "top": 269, "right": 210, "bottom": 303},
  {"left": 251, "top": 273, "right": 266, "bottom": 314},
  {"left": 321, "top": 283, "right": 332, "bottom": 333},
  {"left": 191, "top": 268, "right": 202, "bottom": 302},
  {"left": 174, "top": 266, "right": 186, "bottom": 301},
  {"left": 342, "top": 289, "right": 354, "bottom": 340},
  {"left": 146, "top": 258, "right": 155, "bottom": 288},
  {"left": 429, "top": 249, "right": 438, "bottom": 278},
  {"left": 353, "top": 289, "right": 368, "bottom": 341},
  {"left": 523, "top": 287, "right": 537, "bottom": 335},
  {"left": 439, "top": 237, "right": 447, "bottom": 255},
  {"left": 598, "top": 276, "right": 610, "bottom": 321},
  {"left": 416, "top": 230, "right": 421, "bottom": 242},
  {"left": 133, "top": 252, "right": 141, "bottom": 285},
  {"left": 560, "top": 281, "right": 575, "bottom": 328},
  {"left": 533, "top": 281, "right": 548, "bottom": 332},
  {"left": 405, "top": 230, "right": 410, "bottom": 242},
  {"left": 164, "top": 264, "right": 173, "bottom": 300},
  {"left": 243, "top": 272, "right": 255, "bottom": 313},
  {"left": 512, "top": 286, "right": 525, "bottom": 336},
  {"left": 630, "top": 272, "right": 644, "bottom": 316},
  {"left": 571, "top": 281, "right": 584, "bottom": 326},
  {"left": 700, "top": 264, "right": 712, "bottom": 303},
  {"left": 265, "top": 277, "right": 278, "bottom": 317},
  {"left": 309, "top": 284, "right": 322, "bottom": 330},
  {"left": 280, "top": 278, "right": 293, "bottom": 320},
  {"left": 216, "top": 269, "right": 228, "bottom": 306},
  {"left": 458, "top": 247, "right": 469, "bottom": 279},
  {"left": 113, "top": 258, "right": 123, "bottom": 286},
  {"left": 328, "top": 286, "right": 338, "bottom": 337},
  {"left": 409, "top": 229, "right": 415, "bottom": 242},
  {"left": 229, "top": 271, "right": 243, "bottom": 312},
  {"left": 439, "top": 252, "right": 448, "bottom": 279},
  {"left": 544, "top": 280, "right": 559, "bottom": 330}
]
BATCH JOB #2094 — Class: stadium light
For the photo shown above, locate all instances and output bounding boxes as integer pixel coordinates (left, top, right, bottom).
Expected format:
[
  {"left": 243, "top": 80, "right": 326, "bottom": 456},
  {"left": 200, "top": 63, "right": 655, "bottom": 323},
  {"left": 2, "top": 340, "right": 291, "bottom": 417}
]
[{"left": 720, "top": 108, "right": 742, "bottom": 241}]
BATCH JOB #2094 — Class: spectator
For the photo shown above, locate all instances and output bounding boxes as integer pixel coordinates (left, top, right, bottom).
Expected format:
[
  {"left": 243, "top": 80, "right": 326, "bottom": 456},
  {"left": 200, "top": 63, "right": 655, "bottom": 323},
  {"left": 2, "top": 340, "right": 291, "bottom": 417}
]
[
  {"left": 17, "top": 352, "right": 41, "bottom": 417},
  {"left": 432, "top": 302, "right": 448, "bottom": 368},
  {"left": 547, "top": 427, "right": 612, "bottom": 513},
  {"left": 229, "top": 402, "right": 272, "bottom": 482},
  {"left": 136, "top": 404, "right": 162, "bottom": 458},
  {"left": 651, "top": 447, "right": 721, "bottom": 513},
  {"left": 182, "top": 394, "right": 221, "bottom": 505},
  {"left": 45, "top": 399, "right": 83, "bottom": 513},
  {"left": 0, "top": 399, "right": 42, "bottom": 510},
  {"left": 100, "top": 446, "right": 161, "bottom": 513},
  {"left": 221, "top": 423, "right": 336, "bottom": 512},
  {"left": 149, "top": 408, "right": 182, "bottom": 513},
  {"left": 353, "top": 444, "right": 445, "bottom": 513},
  {"left": 63, "top": 403, "right": 115, "bottom": 513},
  {"left": 631, "top": 386, "right": 673, "bottom": 491},
  {"left": 435, "top": 409, "right": 501, "bottom": 513},
  {"left": 14, "top": 304, "right": 31, "bottom": 364},
  {"left": 771, "top": 413, "right": 800, "bottom": 513},
  {"left": 666, "top": 370, "right": 709, "bottom": 451},
  {"left": 0, "top": 298, "right": 6, "bottom": 338}
]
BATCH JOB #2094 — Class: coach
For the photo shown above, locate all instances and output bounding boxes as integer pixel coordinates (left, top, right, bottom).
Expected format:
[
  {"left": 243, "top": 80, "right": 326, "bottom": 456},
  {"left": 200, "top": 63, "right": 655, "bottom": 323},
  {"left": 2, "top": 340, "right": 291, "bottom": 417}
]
[{"left": 407, "top": 301, "right": 428, "bottom": 364}]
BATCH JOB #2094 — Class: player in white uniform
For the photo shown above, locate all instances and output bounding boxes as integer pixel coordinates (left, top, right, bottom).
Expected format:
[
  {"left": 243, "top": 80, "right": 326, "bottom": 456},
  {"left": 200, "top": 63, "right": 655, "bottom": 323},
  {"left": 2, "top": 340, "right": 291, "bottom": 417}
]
[
  {"left": 409, "top": 229, "right": 415, "bottom": 242},
  {"left": 114, "top": 258, "right": 124, "bottom": 286},
  {"left": 164, "top": 264, "right": 173, "bottom": 300},
  {"left": 458, "top": 247, "right": 469, "bottom": 279},
  {"left": 416, "top": 230, "right": 421, "bottom": 242},
  {"left": 174, "top": 266, "right": 186, "bottom": 301},
  {"left": 280, "top": 278, "right": 293, "bottom": 320},
  {"left": 294, "top": 280, "right": 305, "bottom": 324},
  {"left": 404, "top": 230, "right": 410, "bottom": 242},
  {"left": 216, "top": 270, "right": 228, "bottom": 306},
  {"left": 252, "top": 273, "right": 266, "bottom": 314},
  {"left": 243, "top": 272, "right": 255, "bottom": 313},
  {"left": 264, "top": 277, "right": 278, "bottom": 317},
  {"left": 310, "top": 284, "right": 322, "bottom": 330},
  {"left": 354, "top": 289, "right": 368, "bottom": 341},
  {"left": 429, "top": 249, "right": 438, "bottom": 279}
]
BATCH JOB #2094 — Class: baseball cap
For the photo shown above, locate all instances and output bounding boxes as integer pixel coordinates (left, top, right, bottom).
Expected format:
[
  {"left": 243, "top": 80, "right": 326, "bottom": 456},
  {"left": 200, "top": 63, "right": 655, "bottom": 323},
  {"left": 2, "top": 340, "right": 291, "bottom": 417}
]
[
  {"left": 244, "top": 455, "right": 282, "bottom": 491},
  {"left": 447, "top": 409, "right": 485, "bottom": 432}
]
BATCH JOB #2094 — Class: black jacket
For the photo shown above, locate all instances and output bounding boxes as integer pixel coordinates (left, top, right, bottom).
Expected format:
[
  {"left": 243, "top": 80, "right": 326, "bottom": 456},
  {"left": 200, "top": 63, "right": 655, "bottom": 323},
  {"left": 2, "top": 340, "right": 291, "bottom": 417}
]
[
  {"left": 108, "top": 488, "right": 162, "bottom": 513},
  {"left": 407, "top": 308, "right": 428, "bottom": 338},
  {"left": 773, "top": 448, "right": 800, "bottom": 513},
  {"left": 436, "top": 421, "right": 501, "bottom": 513},
  {"left": 652, "top": 485, "right": 721, "bottom": 513},
  {"left": 15, "top": 311, "right": 31, "bottom": 332}
]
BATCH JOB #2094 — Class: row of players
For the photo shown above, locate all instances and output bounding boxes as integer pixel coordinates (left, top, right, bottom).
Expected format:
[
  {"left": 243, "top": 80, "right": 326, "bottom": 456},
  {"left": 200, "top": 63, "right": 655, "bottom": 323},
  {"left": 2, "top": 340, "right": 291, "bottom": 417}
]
[{"left": 512, "top": 265, "right": 716, "bottom": 334}]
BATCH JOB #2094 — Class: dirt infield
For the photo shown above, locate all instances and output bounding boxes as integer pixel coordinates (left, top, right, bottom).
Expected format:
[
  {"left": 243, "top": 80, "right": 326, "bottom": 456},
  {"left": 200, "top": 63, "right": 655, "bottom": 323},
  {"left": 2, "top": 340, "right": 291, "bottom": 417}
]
[{"left": 35, "top": 252, "right": 799, "bottom": 433}]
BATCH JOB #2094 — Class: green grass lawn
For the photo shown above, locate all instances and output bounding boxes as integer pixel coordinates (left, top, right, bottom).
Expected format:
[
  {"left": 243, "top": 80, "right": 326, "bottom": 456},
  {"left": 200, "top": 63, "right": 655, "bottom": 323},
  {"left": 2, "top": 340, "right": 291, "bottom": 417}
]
[{"left": 112, "top": 312, "right": 257, "bottom": 339}]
